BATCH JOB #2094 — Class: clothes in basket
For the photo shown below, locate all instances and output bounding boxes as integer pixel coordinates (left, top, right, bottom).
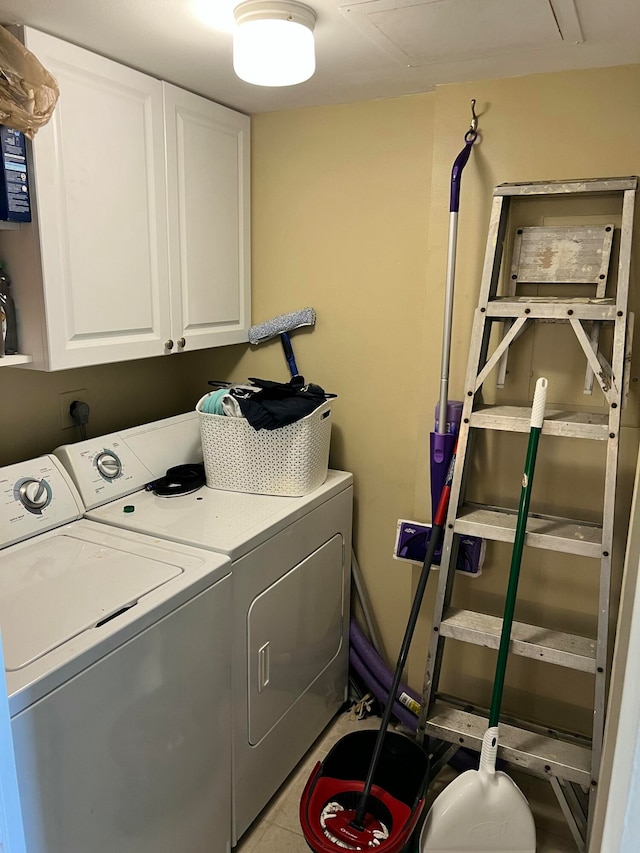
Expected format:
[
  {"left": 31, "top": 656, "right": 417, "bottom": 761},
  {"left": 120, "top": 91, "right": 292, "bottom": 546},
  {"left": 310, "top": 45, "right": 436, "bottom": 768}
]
[{"left": 196, "top": 377, "right": 334, "bottom": 496}]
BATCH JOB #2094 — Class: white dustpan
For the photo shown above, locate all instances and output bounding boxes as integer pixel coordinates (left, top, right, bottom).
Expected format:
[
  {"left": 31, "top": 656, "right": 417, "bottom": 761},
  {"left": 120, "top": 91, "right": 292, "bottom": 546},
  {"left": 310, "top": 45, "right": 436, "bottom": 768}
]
[{"left": 419, "top": 728, "right": 536, "bottom": 852}]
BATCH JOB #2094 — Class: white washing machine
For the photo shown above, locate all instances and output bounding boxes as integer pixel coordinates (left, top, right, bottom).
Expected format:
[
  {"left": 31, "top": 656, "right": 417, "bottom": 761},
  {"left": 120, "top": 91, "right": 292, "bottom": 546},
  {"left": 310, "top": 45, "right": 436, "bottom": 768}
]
[
  {"left": 55, "top": 412, "right": 353, "bottom": 845},
  {"left": 0, "top": 454, "right": 232, "bottom": 853}
]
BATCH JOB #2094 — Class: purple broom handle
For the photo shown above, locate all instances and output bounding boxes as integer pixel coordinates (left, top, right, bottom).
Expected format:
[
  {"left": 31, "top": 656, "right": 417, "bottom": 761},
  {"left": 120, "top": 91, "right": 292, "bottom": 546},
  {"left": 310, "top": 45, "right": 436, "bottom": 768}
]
[{"left": 450, "top": 128, "right": 478, "bottom": 212}]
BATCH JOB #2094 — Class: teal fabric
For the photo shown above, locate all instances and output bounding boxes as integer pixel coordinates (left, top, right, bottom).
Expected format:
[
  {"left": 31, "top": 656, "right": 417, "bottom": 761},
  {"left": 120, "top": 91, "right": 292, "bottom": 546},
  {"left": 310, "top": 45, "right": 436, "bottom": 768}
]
[{"left": 201, "top": 388, "right": 228, "bottom": 414}]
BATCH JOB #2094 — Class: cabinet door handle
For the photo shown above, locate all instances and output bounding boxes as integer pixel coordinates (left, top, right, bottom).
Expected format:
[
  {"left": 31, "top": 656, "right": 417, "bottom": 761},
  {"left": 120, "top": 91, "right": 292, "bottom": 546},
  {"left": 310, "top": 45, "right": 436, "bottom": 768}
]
[
  {"left": 165, "top": 339, "right": 174, "bottom": 351},
  {"left": 258, "top": 642, "right": 270, "bottom": 692},
  {"left": 177, "top": 337, "right": 186, "bottom": 349}
]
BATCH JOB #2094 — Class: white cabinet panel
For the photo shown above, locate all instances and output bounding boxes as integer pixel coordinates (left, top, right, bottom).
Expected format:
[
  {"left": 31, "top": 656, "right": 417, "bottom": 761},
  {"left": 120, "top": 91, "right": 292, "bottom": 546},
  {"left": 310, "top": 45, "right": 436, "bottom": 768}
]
[
  {"left": 164, "top": 83, "right": 250, "bottom": 351},
  {"left": 20, "top": 28, "right": 171, "bottom": 370}
]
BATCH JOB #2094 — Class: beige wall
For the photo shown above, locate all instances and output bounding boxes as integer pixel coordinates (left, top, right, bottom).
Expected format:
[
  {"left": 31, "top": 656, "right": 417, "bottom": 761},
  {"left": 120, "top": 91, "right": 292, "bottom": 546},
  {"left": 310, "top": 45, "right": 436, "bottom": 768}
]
[
  {"left": 1, "top": 62, "right": 639, "bottom": 736},
  {"left": 0, "top": 347, "right": 244, "bottom": 465}
]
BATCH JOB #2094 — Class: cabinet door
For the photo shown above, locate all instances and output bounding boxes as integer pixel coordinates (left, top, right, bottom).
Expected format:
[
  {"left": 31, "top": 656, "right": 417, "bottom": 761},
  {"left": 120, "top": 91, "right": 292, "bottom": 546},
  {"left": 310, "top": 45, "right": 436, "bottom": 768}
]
[
  {"left": 163, "top": 83, "right": 250, "bottom": 352},
  {"left": 23, "top": 29, "right": 171, "bottom": 369}
]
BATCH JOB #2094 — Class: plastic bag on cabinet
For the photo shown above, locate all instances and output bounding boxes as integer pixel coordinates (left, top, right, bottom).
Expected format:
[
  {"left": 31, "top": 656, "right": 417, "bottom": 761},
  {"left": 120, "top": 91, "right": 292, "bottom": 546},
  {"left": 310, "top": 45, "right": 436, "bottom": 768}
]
[{"left": 0, "top": 25, "right": 59, "bottom": 138}]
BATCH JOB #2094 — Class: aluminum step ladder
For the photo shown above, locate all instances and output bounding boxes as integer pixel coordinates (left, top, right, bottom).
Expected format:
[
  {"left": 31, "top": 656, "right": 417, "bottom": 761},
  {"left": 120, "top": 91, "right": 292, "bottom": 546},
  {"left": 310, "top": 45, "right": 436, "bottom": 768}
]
[{"left": 417, "top": 176, "right": 637, "bottom": 852}]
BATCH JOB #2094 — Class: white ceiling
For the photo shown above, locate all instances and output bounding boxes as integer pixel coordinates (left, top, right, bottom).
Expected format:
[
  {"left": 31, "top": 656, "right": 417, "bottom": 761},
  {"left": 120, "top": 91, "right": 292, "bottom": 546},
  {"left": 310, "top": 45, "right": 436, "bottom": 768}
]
[{"left": 0, "top": 0, "right": 638, "bottom": 115}]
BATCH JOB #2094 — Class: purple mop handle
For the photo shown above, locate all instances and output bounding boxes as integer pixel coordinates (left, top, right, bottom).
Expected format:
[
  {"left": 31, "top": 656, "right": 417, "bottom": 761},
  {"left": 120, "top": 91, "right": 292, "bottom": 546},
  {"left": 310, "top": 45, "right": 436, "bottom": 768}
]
[
  {"left": 439, "top": 127, "right": 478, "bottom": 434},
  {"left": 437, "top": 134, "right": 475, "bottom": 466},
  {"left": 449, "top": 130, "right": 478, "bottom": 212}
]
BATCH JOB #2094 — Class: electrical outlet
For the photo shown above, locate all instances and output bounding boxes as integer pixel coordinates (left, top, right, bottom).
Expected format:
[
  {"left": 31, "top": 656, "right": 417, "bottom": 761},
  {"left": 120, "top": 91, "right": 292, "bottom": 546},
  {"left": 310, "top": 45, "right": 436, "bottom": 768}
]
[{"left": 59, "top": 389, "right": 89, "bottom": 429}]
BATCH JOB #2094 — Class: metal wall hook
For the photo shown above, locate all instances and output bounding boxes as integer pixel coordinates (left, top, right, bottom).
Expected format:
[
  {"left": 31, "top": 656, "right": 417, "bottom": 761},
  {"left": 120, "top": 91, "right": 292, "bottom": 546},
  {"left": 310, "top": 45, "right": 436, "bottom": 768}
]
[{"left": 470, "top": 98, "right": 478, "bottom": 132}]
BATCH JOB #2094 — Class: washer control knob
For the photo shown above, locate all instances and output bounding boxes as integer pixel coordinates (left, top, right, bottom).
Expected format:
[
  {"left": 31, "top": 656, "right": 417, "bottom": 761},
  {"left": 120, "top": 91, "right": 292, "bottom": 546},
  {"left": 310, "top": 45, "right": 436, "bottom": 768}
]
[
  {"left": 95, "top": 451, "right": 122, "bottom": 481},
  {"left": 19, "top": 478, "right": 51, "bottom": 512}
]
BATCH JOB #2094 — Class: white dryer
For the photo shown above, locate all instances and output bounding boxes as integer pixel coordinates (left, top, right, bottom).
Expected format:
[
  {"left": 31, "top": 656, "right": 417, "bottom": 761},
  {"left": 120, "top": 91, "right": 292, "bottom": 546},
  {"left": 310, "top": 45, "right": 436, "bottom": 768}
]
[
  {"left": 0, "top": 454, "right": 232, "bottom": 853},
  {"left": 55, "top": 412, "right": 353, "bottom": 845}
]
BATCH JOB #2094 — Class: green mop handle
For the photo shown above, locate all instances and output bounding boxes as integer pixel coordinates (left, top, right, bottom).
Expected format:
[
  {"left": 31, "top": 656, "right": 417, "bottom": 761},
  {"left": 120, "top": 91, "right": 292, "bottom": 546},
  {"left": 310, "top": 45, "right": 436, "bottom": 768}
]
[{"left": 489, "top": 377, "right": 548, "bottom": 729}]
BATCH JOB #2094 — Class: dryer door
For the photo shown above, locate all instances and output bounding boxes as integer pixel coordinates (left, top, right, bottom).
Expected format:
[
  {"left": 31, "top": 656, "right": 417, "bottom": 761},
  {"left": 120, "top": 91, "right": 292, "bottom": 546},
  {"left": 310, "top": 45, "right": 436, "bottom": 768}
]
[{"left": 247, "top": 534, "right": 344, "bottom": 745}]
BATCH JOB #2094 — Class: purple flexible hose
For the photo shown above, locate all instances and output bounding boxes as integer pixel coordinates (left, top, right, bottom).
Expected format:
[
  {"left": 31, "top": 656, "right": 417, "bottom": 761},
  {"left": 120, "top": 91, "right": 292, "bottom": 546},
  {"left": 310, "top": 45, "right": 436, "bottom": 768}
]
[{"left": 350, "top": 618, "right": 421, "bottom": 708}]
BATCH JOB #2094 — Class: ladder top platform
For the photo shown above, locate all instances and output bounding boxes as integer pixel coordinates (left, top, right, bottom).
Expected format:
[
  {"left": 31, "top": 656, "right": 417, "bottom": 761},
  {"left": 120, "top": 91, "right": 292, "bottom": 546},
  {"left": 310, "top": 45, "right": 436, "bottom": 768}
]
[{"left": 496, "top": 177, "right": 638, "bottom": 196}]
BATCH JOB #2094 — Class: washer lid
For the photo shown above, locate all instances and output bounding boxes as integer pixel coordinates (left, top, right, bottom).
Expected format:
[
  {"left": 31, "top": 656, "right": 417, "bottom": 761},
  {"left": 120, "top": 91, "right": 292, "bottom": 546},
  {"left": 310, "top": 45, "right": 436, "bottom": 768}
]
[{"left": 0, "top": 532, "right": 181, "bottom": 671}]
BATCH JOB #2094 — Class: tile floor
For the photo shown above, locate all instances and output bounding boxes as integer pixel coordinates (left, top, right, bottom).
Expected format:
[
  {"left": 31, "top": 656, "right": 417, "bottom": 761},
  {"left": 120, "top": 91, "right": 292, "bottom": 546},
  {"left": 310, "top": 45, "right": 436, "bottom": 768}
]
[{"left": 236, "top": 710, "right": 578, "bottom": 852}]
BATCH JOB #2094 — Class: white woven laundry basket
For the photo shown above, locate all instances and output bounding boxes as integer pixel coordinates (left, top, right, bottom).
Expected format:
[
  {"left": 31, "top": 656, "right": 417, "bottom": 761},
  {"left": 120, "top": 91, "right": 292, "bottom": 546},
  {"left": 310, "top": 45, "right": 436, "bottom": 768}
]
[{"left": 196, "top": 394, "right": 332, "bottom": 496}]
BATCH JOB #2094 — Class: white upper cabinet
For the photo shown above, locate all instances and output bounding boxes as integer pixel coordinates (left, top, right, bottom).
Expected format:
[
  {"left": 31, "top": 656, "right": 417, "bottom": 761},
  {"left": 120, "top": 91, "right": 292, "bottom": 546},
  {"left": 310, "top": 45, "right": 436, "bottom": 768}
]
[
  {"left": 163, "top": 83, "right": 250, "bottom": 352},
  {"left": 0, "top": 29, "right": 250, "bottom": 371}
]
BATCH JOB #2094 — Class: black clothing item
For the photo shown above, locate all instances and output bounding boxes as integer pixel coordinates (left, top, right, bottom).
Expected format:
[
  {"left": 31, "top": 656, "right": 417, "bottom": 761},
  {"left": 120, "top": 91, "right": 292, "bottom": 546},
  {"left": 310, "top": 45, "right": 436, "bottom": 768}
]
[{"left": 236, "top": 376, "right": 327, "bottom": 430}]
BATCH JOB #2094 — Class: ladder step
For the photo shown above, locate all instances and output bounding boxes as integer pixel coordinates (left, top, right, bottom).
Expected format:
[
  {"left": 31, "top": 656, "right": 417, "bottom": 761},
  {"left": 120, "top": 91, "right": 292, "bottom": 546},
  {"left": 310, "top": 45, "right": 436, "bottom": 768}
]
[
  {"left": 440, "top": 608, "right": 597, "bottom": 672},
  {"left": 485, "top": 298, "right": 616, "bottom": 321},
  {"left": 454, "top": 504, "right": 603, "bottom": 558},
  {"left": 496, "top": 177, "right": 638, "bottom": 196},
  {"left": 425, "top": 703, "right": 592, "bottom": 786},
  {"left": 470, "top": 405, "right": 609, "bottom": 440}
]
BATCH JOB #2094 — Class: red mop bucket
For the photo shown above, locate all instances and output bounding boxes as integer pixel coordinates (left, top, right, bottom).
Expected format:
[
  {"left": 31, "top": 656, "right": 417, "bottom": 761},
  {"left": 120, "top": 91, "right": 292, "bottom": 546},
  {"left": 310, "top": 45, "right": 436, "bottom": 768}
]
[{"left": 300, "top": 729, "right": 429, "bottom": 852}]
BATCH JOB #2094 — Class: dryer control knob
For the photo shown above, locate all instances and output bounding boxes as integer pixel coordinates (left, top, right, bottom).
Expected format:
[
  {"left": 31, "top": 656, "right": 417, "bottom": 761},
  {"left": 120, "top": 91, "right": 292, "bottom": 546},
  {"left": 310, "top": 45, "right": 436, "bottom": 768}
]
[
  {"left": 19, "top": 478, "right": 52, "bottom": 512},
  {"left": 95, "top": 451, "right": 122, "bottom": 481}
]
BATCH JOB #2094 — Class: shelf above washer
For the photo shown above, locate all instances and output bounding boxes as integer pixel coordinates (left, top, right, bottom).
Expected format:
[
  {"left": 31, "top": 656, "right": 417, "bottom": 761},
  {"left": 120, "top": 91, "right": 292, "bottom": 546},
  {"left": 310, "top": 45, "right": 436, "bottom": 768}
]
[{"left": 0, "top": 354, "right": 32, "bottom": 366}]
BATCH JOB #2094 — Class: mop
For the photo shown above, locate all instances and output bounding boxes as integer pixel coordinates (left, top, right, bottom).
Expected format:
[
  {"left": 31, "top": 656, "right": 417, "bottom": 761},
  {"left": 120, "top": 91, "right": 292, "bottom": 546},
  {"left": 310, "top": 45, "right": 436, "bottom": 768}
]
[
  {"left": 427, "top": 102, "right": 483, "bottom": 574},
  {"left": 396, "top": 101, "right": 484, "bottom": 576},
  {"left": 419, "top": 378, "right": 547, "bottom": 853},
  {"left": 430, "top": 102, "right": 478, "bottom": 506},
  {"left": 248, "top": 307, "right": 316, "bottom": 378}
]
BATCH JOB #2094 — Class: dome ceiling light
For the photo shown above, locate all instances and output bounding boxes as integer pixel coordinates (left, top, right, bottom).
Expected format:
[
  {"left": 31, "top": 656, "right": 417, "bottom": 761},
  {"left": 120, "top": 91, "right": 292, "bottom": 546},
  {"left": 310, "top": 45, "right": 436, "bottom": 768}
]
[{"left": 233, "top": 1, "right": 317, "bottom": 87}]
